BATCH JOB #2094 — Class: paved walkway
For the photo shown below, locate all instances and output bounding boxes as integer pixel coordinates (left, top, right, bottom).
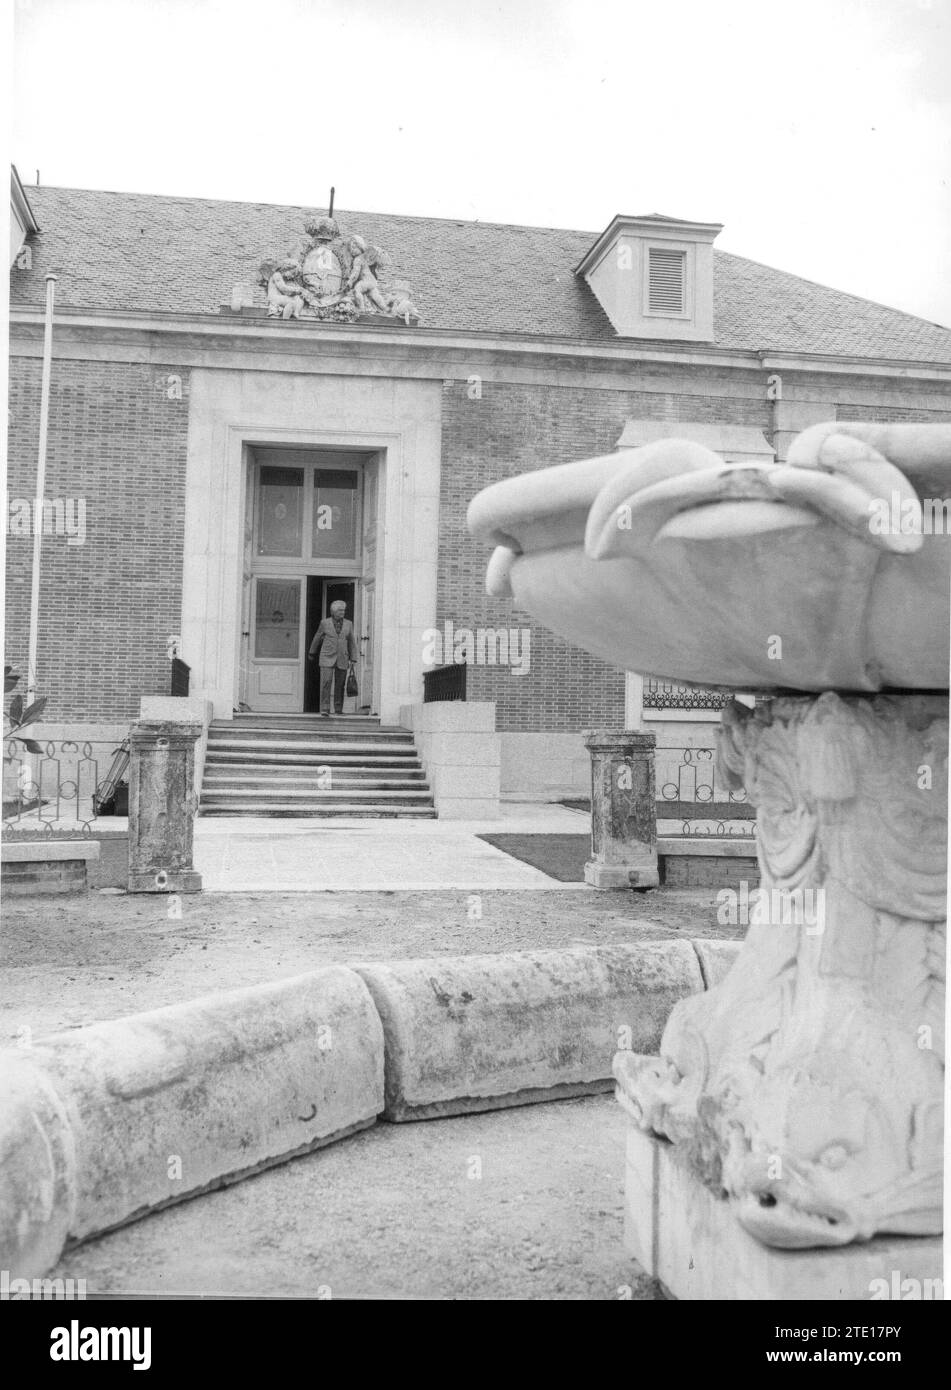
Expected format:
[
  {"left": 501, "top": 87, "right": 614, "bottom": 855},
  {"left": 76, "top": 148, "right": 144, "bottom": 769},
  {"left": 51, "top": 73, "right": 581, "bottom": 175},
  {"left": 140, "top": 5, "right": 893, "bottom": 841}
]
[{"left": 193, "top": 801, "right": 592, "bottom": 892}]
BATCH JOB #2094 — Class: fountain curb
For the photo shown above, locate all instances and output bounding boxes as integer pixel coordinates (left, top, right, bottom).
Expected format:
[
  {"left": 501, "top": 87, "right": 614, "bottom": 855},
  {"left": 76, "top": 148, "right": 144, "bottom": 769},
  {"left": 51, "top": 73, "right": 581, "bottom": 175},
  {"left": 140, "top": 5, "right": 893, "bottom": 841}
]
[
  {"left": 0, "top": 938, "right": 739, "bottom": 1280},
  {"left": 0, "top": 966, "right": 385, "bottom": 1283},
  {"left": 354, "top": 941, "right": 706, "bottom": 1120}
]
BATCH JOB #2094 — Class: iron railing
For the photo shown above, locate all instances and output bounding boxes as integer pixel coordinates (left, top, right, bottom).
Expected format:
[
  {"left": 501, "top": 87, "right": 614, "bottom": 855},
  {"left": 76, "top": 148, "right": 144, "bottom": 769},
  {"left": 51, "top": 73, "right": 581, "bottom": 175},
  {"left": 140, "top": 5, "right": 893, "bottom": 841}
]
[
  {"left": 423, "top": 663, "right": 467, "bottom": 703},
  {"left": 644, "top": 677, "right": 732, "bottom": 711},
  {"left": 656, "top": 746, "right": 756, "bottom": 838},
  {"left": 171, "top": 658, "right": 190, "bottom": 696},
  {"left": 2, "top": 738, "right": 130, "bottom": 838}
]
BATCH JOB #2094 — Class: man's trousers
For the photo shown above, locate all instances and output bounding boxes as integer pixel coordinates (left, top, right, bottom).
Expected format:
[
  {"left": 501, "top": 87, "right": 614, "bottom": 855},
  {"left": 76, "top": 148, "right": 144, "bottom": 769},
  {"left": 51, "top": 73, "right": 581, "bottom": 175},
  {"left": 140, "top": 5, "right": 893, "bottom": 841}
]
[{"left": 319, "top": 665, "right": 347, "bottom": 714}]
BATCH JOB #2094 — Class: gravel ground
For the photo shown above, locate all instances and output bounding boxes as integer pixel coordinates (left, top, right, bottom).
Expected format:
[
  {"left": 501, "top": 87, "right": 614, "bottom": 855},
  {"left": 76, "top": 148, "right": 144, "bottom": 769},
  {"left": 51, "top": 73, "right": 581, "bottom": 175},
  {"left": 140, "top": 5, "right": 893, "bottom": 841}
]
[
  {"left": 4, "top": 888, "right": 739, "bottom": 1301},
  {"left": 51, "top": 1094, "right": 654, "bottom": 1301},
  {"left": 1, "top": 887, "right": 741, "bottom": 1042}
]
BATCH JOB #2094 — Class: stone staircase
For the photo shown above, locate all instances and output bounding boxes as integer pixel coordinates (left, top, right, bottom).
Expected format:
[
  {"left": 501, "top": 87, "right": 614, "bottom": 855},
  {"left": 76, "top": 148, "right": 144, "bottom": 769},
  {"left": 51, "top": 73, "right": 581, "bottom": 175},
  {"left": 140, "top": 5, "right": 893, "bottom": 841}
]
[{"left": 199, "top": 714, "right": 436, "bottom": 818}]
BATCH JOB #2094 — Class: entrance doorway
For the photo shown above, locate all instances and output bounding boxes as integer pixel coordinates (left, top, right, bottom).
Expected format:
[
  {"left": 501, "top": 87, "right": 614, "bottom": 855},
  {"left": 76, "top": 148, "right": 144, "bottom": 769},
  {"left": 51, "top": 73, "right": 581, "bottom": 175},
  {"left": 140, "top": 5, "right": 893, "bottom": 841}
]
[
  {"left": 303, "top": 577, "right": 365, "bottom": 713},
  {"left": 241, "top": 447, "right": 379, "bottom": 714}
]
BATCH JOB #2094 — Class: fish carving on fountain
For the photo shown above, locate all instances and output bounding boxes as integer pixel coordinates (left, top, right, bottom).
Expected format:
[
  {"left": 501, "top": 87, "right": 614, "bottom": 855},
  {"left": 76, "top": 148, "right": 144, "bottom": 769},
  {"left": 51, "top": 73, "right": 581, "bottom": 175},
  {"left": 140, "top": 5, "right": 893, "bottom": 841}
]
[{"left": 468, "top": 422, "right": 950, "bottom": 1249}]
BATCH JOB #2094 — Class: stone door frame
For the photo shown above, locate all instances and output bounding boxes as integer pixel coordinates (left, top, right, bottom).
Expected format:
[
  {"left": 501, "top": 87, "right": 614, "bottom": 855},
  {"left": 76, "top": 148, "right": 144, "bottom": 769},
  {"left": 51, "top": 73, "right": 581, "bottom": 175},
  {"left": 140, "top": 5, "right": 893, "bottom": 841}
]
[{"left": 179, "top": 371, "right": 442, "bottom": 725}]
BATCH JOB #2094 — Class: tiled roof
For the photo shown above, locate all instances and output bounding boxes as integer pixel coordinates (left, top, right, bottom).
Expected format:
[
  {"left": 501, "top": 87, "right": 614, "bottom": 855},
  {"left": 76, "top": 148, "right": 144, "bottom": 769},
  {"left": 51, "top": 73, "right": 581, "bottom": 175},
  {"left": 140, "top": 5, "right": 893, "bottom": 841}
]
[{"left": 10, "top": 185, "right": 951, "bottom": 363}]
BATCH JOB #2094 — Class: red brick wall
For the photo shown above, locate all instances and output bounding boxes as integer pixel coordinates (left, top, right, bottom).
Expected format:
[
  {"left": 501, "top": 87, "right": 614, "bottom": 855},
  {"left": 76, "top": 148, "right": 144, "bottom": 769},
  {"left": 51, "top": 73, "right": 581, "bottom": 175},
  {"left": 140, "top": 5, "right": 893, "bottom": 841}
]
[
  {"left": 5, "top": 357, "right": 190, "bottom": 720},
  {"left": 438, "top": 374, "right": 771, "bottom": 732},
  {"left": 836, "top": 402, "right": 951, "bottom": 423}
]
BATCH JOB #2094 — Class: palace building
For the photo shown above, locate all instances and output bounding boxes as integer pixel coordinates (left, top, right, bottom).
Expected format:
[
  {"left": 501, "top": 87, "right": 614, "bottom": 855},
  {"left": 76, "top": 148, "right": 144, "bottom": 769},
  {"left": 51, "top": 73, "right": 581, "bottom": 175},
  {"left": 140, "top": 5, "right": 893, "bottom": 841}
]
[{"left": 7, "top": 175, "right": 951, "bottom": 812}]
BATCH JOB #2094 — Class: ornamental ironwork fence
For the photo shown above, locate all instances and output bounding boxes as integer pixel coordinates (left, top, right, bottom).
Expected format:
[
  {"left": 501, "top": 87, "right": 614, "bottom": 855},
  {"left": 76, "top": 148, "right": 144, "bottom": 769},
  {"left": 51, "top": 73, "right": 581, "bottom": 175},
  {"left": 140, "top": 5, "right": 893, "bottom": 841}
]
[
  {"left": 643, "top": 677, "right": 732, "bottom": 712},
  {"left": 2, "top": 737, "right": 130, "bottom": 838},
  {"left": 655, "top": 745, "right": 756, "bottom": 839}
]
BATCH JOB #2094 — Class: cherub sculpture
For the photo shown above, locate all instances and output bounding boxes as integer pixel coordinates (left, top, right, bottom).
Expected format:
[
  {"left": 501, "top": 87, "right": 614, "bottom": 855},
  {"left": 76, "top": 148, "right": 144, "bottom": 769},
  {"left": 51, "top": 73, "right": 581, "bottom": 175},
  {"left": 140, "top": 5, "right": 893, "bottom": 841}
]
[
  {"left": 346, "top": 236, "right": 390, "bottom": 313},
  {"left": 261, "top": 260, "right": 306, "bottom": 320},
  {"left": 386, "top": 288, "right": 422, "bottom": 325}
]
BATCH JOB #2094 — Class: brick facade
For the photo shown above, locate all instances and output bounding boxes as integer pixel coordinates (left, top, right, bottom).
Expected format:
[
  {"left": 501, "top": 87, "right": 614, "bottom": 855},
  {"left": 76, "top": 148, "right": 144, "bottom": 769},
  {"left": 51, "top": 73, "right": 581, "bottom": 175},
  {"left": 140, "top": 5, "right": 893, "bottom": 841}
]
[
  {"left": 7, "top": 351, "right": 950, "bottom": 730},
  {"left": 5, "top": 357, "right": 191, "bottom": 720}
]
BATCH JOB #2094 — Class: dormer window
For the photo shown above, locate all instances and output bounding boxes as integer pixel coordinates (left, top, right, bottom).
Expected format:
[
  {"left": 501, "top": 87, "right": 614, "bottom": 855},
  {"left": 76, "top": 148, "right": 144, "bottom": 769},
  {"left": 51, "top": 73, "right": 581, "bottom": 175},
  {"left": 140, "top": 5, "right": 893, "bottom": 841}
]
[
  {"left": 647, "top": 248, "right": 686, "bottom": 315},
  {"left": 574, "top": 213, "right": 721, "bottom": 342}
]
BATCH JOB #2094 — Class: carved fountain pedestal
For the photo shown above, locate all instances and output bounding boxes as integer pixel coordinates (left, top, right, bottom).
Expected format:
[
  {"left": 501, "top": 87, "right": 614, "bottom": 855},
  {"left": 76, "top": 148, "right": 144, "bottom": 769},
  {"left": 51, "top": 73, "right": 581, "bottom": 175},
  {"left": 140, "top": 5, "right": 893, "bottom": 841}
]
[
  {"left": 468, "top": 422, "right": 948, "bottom": 1299},
  {"left": 618, "top": 692, "right": 945, "bottom": 1298}
]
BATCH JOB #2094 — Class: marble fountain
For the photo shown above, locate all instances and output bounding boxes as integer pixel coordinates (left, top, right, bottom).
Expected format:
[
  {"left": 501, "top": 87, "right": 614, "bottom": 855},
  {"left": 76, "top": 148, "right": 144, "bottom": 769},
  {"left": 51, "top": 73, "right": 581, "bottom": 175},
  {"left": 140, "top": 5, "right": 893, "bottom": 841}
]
[{"left": 468, "top": 421, "right": 949, "bottom": 1298}]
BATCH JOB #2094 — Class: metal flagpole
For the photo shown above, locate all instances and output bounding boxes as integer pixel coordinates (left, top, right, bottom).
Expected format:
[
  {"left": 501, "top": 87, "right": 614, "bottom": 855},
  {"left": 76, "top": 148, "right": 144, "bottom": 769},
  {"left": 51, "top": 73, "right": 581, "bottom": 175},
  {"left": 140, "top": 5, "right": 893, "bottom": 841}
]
[{"left": 26, "top": 273, "right": 57, "bottom": 706}]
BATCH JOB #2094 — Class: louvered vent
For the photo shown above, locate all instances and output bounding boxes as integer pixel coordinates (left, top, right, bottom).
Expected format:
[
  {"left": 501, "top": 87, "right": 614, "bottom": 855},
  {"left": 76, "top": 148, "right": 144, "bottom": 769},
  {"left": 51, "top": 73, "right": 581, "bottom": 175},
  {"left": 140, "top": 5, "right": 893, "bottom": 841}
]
[{"left": 648, "top": 248, "right": 686, "bottom": 314}]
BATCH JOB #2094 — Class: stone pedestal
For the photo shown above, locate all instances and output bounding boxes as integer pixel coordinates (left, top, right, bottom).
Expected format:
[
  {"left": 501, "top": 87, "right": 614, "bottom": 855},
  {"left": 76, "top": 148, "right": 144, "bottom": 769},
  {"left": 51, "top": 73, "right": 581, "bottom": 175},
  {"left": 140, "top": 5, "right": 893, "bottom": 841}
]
[
  {"left": 128, "top": 720, "right": 202, "bottom": 893},
  {"left": 616, "top": 693, "right": 946, "bottom": 1252},
  {"left": 623, "top": 1125, "right": 943, "bottom": 1300},
  {"left": 583, "top": 729, "right": 659, "bottom": 889}
]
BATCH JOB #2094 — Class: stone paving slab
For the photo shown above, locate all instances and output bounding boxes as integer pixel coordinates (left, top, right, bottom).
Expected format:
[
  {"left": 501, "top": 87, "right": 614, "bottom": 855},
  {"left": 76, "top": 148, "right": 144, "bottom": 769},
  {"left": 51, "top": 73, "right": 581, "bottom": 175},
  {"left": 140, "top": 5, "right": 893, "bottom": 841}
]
[{"left": 193, "top": 802, "right": 593, "bottom": 891}]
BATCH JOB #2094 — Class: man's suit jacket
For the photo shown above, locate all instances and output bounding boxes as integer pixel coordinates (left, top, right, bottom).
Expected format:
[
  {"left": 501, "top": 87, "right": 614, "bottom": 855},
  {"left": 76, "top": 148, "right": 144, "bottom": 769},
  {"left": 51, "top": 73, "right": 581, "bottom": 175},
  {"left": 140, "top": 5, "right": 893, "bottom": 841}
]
[{"left": 309, "top": 617, "right": 358, "bottom": 668}]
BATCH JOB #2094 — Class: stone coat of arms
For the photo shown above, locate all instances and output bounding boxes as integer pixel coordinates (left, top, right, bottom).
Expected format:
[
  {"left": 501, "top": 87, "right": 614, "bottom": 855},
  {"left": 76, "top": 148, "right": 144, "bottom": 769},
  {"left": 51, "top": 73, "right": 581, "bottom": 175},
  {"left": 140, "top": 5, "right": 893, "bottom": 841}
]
[{"left": 258, "top": 215, "right": 421, "bottom": 325}]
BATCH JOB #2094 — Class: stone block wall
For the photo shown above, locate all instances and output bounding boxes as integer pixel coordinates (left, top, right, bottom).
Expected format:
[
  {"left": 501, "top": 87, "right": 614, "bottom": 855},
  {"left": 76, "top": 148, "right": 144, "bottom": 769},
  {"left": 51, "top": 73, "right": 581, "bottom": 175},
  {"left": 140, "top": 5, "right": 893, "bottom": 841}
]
[{"left": 400, "top": 700, "right": 500, "bottom": 818}]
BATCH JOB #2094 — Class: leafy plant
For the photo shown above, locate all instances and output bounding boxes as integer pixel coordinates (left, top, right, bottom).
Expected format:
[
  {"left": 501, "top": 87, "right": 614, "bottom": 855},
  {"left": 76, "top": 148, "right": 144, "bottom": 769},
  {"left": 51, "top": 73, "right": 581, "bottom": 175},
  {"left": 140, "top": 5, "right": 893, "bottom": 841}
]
[{"left": 4, "top": 665, "right": 47, "bottom": 757}]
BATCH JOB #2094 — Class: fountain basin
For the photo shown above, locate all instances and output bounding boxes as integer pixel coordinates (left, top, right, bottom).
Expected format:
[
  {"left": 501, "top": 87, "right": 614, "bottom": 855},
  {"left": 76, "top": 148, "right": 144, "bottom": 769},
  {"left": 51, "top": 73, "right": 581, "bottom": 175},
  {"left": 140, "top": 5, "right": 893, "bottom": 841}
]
[{"left": 467, "top": 424, "right": 951, "bottom": 692}]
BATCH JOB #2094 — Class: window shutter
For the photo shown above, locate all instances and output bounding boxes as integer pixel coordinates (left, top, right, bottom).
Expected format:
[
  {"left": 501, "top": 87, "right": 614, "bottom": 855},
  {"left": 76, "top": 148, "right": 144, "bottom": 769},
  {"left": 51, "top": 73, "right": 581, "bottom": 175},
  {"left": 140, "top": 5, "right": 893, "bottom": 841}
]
[{"left": 648, "top": 248, "right": 686, "bottom": 314}]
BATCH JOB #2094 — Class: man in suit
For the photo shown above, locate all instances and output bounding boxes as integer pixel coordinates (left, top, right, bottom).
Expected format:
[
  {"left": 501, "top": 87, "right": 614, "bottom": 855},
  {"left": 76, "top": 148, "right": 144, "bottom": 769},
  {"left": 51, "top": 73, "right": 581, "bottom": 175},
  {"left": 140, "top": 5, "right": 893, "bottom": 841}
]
[{"left": 308, "top": 600, "right": 358, "bottom": 715}]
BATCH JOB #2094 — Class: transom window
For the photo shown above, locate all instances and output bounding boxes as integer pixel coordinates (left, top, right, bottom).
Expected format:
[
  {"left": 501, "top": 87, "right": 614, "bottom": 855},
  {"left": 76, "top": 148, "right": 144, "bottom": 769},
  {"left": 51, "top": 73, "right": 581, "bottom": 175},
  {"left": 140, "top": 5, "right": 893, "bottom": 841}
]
[{"left": 254, "top": 457, "right": 363, "bottom": 563}]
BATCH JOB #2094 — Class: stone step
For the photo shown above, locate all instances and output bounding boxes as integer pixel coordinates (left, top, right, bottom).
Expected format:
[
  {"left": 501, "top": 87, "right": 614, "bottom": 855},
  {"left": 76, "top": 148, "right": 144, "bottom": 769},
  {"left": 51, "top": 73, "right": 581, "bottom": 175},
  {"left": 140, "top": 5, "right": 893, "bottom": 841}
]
[
  {"left": 204, "top": 754, "right": 425, "bottom": 772},
  {"left": 218, "top": 726, "right": 407, "bottom": 738},
  {"left": 206, "top": 737, "right": 418, "bottom": 756},
  {"left": 202, "top": 773, "right": 429, "bottom": 790},
  {"left": 201, "top": 785, "right": 434, "bottom": 803},
  {"left": 199, "top": 803, "right": 438, "bottom": 818},
  {"left": 229, "top": 714, "right": 382, "bottom": 725},
  {"left": 201, "top": 717, "right": 433, "bottom": 820},
  {"left": 210, "top": 723, "right": 411, "bottom": 739}
]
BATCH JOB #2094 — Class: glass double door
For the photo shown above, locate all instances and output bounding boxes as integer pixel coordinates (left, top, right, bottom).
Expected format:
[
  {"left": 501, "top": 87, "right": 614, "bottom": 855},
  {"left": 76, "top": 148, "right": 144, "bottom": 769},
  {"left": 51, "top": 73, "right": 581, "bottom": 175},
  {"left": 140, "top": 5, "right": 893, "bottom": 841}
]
[{"left": 243, "top": 451, "right": 375, "bottom": 713}]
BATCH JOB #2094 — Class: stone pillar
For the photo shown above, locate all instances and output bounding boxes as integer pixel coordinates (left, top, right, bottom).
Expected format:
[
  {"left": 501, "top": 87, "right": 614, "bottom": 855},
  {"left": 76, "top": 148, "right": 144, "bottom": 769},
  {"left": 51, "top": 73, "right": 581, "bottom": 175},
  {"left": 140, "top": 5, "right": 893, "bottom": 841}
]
[
  {"left": 583, "top": 729, "right": 659, "bottom": 889},
  {"left": 128, "top": 720, "right": 202, "bottom": 893}
]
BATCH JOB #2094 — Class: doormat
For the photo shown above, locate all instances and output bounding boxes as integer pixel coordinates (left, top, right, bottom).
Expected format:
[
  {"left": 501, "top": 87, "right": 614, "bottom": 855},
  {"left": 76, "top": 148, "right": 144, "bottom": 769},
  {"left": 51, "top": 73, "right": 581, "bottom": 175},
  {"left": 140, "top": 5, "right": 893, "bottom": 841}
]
[{"left": 478, "top": 834, "right": 589, "bottom": 882}]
